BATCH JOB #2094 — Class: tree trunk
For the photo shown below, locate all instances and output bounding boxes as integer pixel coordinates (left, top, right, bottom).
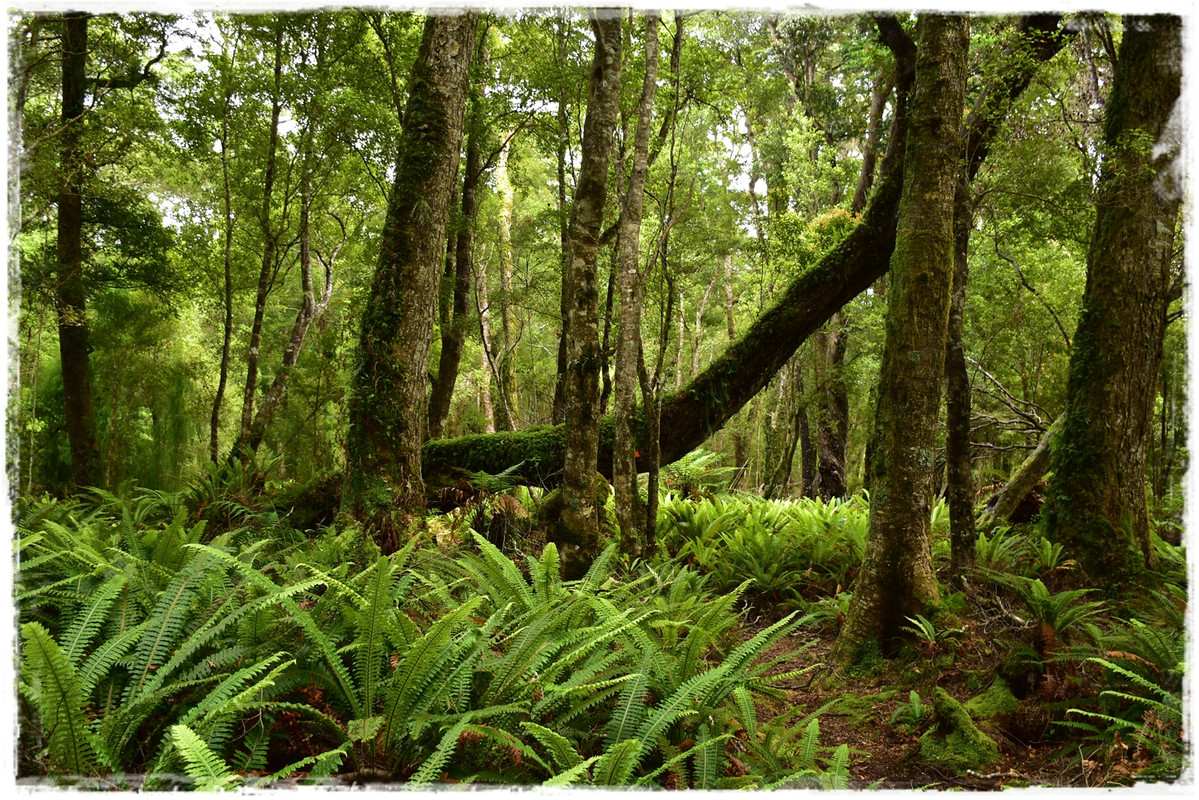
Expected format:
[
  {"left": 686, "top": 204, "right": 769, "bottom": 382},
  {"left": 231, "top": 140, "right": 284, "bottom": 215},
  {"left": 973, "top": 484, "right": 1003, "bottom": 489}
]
[
  {"left": 427, "top": 185, "right": 464, "bottom": 440},
  {"left": 720, "top": 254, "right": 749, "bottom": 487},
  {"left": 210, "top": 39, "right": 238, "bottom": 463},
  {"left": 1045, "top": 14, "right": 1181, "bottom": 584},
  {"left": 812, "top": 319, "right": 849, "bottom": 499},
  {"left": 238, "top": 20, "right": 284, "bottom": 453},
  {"left": 851, "top": 72, "right": 893, "bottom": 214},
  {"left": 614, "top": 12, "right": 659, "bottom": 559},
  {"left": 56, "top": 11, "right": 101, "bottom": 489},
  {"left": 555, "top": 9, "right": 622, "bottom": 580},
  {"left": 241, "top": 156, "right": 336, "bottom": 455},
  {"left": 833, "top": 14, "right": 968, "bottom": 664},
  {"left": 946, "top": 179, "right": 976, "bottom": 576},
  {"left": 551, "top": 19, "right": 572, "bottom": 426},
  {"left": 495, "top": 138, "right": 521, "bottom": 429},
  {"left": 556, "top": 9, "right": 623, "bottom": 578},
  {"left": 476, "top": 259, "right": 500, "bottom": 434},
  {"left": 341, "top": 12, "right": 478, "bottom": 552},
  {"left": 428, "top": 59, "right": 486, "bottom": 439}
]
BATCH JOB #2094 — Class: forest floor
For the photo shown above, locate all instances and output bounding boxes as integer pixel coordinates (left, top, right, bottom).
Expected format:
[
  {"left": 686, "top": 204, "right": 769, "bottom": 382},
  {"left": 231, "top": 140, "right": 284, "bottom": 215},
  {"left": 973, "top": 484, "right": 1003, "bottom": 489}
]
[{"left": 742, "top": 618, "right": 1106, "bottom": 790}]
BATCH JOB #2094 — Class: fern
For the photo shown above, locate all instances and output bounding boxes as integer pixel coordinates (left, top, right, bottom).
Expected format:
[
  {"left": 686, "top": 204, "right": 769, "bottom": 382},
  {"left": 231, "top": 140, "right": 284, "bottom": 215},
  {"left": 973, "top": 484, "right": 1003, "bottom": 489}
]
[
  {"left": 591, "top": 737, "right": 642, "bottom": 785},
  {"left": 21, "top": 622, "right": 101, "bottom": 775},
  {"left": 168, "top": 724, "right": 238, "bottom": 790}
]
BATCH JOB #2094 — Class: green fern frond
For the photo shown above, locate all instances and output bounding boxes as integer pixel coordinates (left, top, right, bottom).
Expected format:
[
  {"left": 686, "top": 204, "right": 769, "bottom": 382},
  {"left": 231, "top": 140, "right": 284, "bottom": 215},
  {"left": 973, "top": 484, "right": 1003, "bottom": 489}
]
[
  {"left": 168, "top": 724, "right": 238, "bottom": 790},
  {"left": 603, "top": 648, "right": 652, "bottom": 748},
  {"left": 592, "top": 737, "right": 642, "bottom": 785},
  {"left": 383, "top": 596, "right": 484, "bottom": 744},
  {"left": 20, "top": 622, "right": 97, "bottom": 776},
  {"left": 542, "top": 755, "right": 600, "bottom": 786},
  {"left": 520, "top": 722, "right": 581, "bottom": 771},
  {"left": 407, "top": 719, "right": 471, "bottom": 787}
]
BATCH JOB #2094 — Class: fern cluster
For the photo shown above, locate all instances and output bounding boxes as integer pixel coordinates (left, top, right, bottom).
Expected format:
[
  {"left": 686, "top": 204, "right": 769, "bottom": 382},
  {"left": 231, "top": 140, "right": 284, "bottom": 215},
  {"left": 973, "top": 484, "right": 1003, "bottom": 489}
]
[{"left": 17, "top": 490, "right": 845, "bottom": 789}]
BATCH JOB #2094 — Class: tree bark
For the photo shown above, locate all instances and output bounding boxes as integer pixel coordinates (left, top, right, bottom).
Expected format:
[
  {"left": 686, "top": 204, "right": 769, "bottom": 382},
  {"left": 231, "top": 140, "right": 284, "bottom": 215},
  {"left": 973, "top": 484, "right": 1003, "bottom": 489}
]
[
  {"left": 341, "top": 12, "right": 478, "bottom": 552},
  {"left": 428, "top": 55, "right": 486, "bottom": 439},
  {"left": 946, "top": 178, "right": 976, "bottom": 577},
  {"left": 833, "top": 14, "right": 968, "bottom": 664},
  {"left": 555, "top": 9, "right": 622, "bottom": 579},
  {"left": 55, "top": 11, "right": 101, "bottom": 489},
  {"left": 614, "top": 11, "right": 659, "bottom": 559},
  {"left": 1045, "top": 14, "right": 1181, "bottom": 584}
]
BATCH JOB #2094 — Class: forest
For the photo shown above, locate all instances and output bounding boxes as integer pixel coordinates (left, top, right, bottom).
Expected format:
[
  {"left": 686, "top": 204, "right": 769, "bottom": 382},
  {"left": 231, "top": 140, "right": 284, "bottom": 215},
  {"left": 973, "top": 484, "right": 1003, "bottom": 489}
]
[{"left": 8, "top": 5, "right": 1190, "bottom": 791}]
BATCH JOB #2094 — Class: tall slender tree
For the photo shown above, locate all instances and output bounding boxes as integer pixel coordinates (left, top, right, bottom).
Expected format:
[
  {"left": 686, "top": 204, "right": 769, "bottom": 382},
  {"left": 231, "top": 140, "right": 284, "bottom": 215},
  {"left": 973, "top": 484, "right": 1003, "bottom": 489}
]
[
  {"left": 555, "top": 8, "right": 622, "bottom": 579},
  {"left": 613, "top": 11, "right": 659, "bottom": 558}
]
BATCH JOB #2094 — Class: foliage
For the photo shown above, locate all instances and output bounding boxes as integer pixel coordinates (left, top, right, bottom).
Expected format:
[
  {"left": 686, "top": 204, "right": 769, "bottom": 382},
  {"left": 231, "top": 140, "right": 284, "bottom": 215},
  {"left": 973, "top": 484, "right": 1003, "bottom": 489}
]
[{"left": 17, "top": 489, "right": 846, "bottom": 788}]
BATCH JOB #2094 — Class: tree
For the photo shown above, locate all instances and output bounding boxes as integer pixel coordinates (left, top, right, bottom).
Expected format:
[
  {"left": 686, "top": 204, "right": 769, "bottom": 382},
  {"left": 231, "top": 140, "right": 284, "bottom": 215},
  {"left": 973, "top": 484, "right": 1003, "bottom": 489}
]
[
  {"left": 945, "top": 14, "right": 1071, "bottom": 575},
  {"left": 554, "top": 8, "right": 622, "bottom": 579},
  {"left": 1044, "top": 14, "right": 1182, "bottom": 585},
  {"left": 341, "top": 11, "right": 479, "bottom": 552},
  {"left": 832, "top": 14, "right": 968, "bottom": 663},
  {"left": 54, "top": 12, "right": 102, "bottom": 488},
  {"left": 613, "top": 11, "right": 659, "bottom": 558}
]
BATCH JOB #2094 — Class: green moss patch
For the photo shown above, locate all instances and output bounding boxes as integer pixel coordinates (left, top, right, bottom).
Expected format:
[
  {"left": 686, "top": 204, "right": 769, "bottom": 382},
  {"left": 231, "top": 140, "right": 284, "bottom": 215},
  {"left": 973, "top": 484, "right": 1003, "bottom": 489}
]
[
  {"left": 964, "top": 678, "right": 1019, "bottom": 720},
  {"left": 919, "top": 688, "right": 1000, "bottom": 771}
]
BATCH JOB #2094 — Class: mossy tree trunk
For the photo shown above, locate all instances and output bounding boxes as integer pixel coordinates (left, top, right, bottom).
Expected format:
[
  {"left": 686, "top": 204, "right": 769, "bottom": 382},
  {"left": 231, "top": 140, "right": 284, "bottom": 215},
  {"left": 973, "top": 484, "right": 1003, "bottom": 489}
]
[
  {"left": 341, "top": 11, "right": 478, "bottom": 553},
  {"left": 833, "top": 14, "right": 968, "bottom": 664},
  {"left": 614, "top": 11, "right": 659, "bottom": 559},
  {"left": 56, "top": 11, "right": 101, "bottom": 489},
  {"left": 1044, "top": 15, "right": 1181, "bottom": 585},
  {"left": 555, "top": 9, "right": 622, "bottom": 579}
]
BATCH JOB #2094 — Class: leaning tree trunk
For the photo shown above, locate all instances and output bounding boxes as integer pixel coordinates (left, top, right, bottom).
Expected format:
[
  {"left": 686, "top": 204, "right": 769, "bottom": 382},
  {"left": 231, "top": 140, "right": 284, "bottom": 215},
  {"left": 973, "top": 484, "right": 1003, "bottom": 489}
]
[
  {"left": 614, "top": 11, "right": 659, "bottom": 559},
  {"left": 979, "top": 413, "right": 1063, "bottom": 530},
  {"left": 421, "top": 15, "right": 1069, "bottom": 495},
  {"left": 556, "top": 9, "right": 622, "bottom": 580},
  {"left": 56, "top": 11, "right": 101, "bottom": 489},
  {"left": 1045, "top": 14, "right": 1181, "bottom": 585},
  {"left": 833, "top": 14, "right": 968, "bottom": 665},
  {"left": 341, "top": 12, "right": 478, "bottom": 553}
]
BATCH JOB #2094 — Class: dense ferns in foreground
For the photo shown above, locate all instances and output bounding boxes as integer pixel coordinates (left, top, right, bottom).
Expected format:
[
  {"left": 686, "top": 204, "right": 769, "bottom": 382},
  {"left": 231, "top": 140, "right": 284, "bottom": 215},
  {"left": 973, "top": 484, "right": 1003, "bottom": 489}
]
[{"left": 15, "top": 487, "right": 848, "bottom": 789}]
